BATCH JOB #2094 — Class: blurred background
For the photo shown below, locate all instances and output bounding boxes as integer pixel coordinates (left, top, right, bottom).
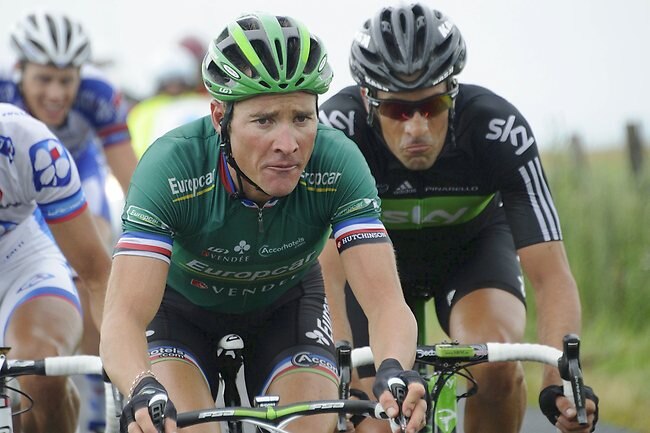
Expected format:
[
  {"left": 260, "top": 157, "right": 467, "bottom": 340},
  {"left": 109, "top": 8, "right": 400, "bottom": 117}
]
[
  {"left": 1, "top": 0, "right": 648, "bottom": 431},
  {"left": 1, "top": 0, "right": 648, "bottom": 150}
]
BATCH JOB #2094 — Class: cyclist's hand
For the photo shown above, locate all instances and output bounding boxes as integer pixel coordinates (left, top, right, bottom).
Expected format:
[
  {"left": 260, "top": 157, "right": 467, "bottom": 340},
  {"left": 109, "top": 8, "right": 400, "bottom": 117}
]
[
  {"left": 539, "top": 384, "right": 599, "bottom": 433},
  {"left": 373, "top": 359, "right": 427, "bottom": 433},
  {"left": 120, "top": 376, "right": 178, "bottom": 433}
]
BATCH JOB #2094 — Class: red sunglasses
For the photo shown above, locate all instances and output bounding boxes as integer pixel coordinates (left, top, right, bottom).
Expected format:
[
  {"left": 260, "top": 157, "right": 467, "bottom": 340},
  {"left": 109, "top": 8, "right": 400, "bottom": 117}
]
[{"left": 367, "top": 83, "right": 459, "bottom": 120}]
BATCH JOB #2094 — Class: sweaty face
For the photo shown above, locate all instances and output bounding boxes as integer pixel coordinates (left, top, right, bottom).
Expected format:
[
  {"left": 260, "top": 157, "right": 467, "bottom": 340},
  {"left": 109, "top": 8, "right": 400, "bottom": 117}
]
[
  {"left": 226, "top": 92, "right": 318, "bottom": 202},
  {"left": 20, "top": 63, "right": 81, "bottom": 128},
  {"left": 373, "top": 82, "right": 450, "bottom": 171}
]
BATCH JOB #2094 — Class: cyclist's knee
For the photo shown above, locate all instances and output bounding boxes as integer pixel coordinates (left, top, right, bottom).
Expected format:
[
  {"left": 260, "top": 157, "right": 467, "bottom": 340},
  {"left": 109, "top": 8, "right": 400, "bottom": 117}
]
[
  {"left": 472, "top": 361, "right": 525, "bottom": 397},
  {"left": 9, "top": 322, "right": 81, "bottom": 359}
]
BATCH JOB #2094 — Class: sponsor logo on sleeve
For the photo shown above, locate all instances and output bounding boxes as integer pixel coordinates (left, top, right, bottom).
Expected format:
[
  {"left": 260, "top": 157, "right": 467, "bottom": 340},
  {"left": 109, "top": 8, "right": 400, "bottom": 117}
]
[
  {"left": 485, "top": 115, "right": 535, "bottom": 155},
  {"left": 318, "top": 110, "right": 356, "bottom": 136},
  {"left": 29, "top": 139, "right": 72, "bottom": 191},
  {"left": 125, "top": 205, "right": 169, "bottom": 230},
  {"left": 334, "top": 198, "right": 380, "bottom": 218},
  {"left": 0, "top": 135, "right": 15, "bottom": 163}
]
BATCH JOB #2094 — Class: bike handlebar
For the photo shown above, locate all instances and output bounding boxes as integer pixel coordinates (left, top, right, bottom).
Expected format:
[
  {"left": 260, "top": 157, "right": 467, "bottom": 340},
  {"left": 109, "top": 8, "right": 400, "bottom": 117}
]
[
  {"left": 176, "top": 399, "right": 387, "bottom": 429},
  {"left": 348, "top": 335, "right": 588, "bottom": 427}
]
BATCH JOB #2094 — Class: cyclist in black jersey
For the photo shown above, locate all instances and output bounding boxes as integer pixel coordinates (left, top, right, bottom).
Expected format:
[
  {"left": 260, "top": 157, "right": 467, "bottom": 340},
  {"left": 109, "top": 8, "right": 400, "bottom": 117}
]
[
  {"left": 319, "top": 3, "right": 598, "bottom": 433},
  {"left": 100, "top": 13, "right": 426, "bottom": 433}
]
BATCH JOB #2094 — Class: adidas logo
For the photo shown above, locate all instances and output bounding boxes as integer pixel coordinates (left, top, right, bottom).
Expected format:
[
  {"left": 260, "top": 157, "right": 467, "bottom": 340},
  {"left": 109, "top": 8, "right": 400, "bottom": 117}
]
[{"left": 393, "top": 180, "right": 416, "bottom": 195}]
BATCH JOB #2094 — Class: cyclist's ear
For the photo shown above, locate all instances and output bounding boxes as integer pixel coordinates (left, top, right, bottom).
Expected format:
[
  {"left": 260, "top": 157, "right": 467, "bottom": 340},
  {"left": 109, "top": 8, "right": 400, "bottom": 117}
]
[{"left": 210, "top": 100, "right": 225, "bottom": 132}]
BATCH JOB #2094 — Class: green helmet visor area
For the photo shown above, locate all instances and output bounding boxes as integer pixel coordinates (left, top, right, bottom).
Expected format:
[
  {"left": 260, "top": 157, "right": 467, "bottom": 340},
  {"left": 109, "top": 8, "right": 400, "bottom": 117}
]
[{"left": 202, "top": 13, "right": 333, "bottom": 101}]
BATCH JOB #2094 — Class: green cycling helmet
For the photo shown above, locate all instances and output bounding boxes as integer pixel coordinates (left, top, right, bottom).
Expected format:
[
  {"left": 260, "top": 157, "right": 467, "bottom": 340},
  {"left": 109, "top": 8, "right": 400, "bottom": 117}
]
[{"left": 202, "top": 13, "right": 333, "bottom": 101}]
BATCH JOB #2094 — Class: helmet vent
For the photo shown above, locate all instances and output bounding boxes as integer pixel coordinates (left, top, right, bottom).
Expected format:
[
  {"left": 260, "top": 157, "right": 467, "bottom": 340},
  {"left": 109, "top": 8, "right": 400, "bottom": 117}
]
[
  {"left": 62, "top": 17, "right": 73, "bottom": 51},
  {"left": 251, "top": 40, "right": 278, "bottom": 80},
  {"left": 303, "top": 37, "right": 320, "bottom": 74},
  {"left": 45, "top": 15, "right": 59, "bottom": 50},
  {"left": 286, "top": 37, "right": 299, "bottom": 77},
  {"left": 27, "top": 38, "right": 47, "bottom": 57},
  {"left": 274, "top": 39, "right": 284, "bottom": 69},
  {"left": 222, "top": 45, "right": 255, "bottom": 79},
  {"left": 379, "top": 21, "right": 401, "bottom": 63}
]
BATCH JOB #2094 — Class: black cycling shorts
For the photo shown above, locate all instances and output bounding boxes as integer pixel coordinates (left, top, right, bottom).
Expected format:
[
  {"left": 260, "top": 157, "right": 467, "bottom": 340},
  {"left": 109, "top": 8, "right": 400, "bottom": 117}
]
[
  {"left": 346, "top": 222, "right": 526, "bottom": 378},
  {"left": 146, "top": 262, "right": 338, "bottom": 402}
]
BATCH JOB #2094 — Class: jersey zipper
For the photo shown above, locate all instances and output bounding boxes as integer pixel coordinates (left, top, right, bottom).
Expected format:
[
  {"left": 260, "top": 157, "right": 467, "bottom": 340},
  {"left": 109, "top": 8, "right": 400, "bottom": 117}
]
[{"left": 257, "top": 207, "right": 264, "bottom": 233}]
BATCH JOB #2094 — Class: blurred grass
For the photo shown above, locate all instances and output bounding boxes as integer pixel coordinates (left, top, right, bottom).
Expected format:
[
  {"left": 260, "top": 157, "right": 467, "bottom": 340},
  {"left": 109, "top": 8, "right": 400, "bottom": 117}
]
[{"left": 424, "top": 146, "right": 650, "bottom": 432}]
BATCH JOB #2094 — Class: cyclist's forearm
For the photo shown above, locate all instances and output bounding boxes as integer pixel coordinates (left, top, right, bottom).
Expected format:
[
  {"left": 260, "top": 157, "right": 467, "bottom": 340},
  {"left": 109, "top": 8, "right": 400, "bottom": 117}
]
[
  {"left": 341, "top": 243, "right": 418, "bottom": 368},
  {"left": 534, "top": 280, "right": 582, "bottom": 386},
  {"left": 367, "top": 301, "right": 418, "bottom": 370},
  {"left": 104, "top": 139, "right": 138, "bottom": 193},
  {"left": 100, "top": 256, "right": 169, "bottom": 395},
  {"left": 519, "top": 242, "right": 583, "bottom": 385},
  {"left": 101, "top": 316, "right": 153, "bottom": 396}
]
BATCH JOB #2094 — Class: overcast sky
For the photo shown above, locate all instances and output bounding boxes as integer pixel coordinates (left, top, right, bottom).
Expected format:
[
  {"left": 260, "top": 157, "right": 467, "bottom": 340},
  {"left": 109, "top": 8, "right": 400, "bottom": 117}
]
[{"left": 1, "top": 0, "right": 648, "bottom": 149}]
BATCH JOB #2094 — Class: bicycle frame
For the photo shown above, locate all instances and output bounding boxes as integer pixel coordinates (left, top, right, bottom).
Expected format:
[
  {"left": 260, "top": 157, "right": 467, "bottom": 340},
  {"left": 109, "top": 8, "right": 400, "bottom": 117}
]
[{"left": 414, "top": 298, "right": 459, "bottom": 433}]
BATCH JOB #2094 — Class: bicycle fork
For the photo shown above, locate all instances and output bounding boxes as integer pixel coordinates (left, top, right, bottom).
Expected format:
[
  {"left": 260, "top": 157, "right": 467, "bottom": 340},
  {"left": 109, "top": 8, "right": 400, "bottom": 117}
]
[{"left": 0, "top": 349, "right": 13, "bottom": 433}]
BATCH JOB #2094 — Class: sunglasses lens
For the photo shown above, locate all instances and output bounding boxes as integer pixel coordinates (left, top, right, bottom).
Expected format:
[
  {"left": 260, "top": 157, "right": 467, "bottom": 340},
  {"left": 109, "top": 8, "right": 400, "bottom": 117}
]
[{"left": 377, "top": 94, "right": 453, "bottom": 120}]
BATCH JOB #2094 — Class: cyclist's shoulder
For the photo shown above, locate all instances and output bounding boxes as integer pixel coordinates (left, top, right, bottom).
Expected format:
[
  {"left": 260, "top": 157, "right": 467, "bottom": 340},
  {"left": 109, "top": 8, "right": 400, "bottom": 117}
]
[
  {"left": 456, "top": 83, "right": 523, "bottom": 120},
  {"left": 0, "top": 103, "right": 54, "bottom": 147},
  {"left": 138, "top": 116, "right": 218, "bottom": 171},
  {"left": 320, "top": 85, "right": 364, "bottom": 113},
  {"left": 319, "top": 85, "right": 370, "bottom": 149}
]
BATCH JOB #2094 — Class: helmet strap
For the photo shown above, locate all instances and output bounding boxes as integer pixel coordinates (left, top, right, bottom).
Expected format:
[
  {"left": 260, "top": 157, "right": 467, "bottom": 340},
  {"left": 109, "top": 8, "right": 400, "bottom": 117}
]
[{"left": 219, "top": 103, "right": 271, "bottom": 199}]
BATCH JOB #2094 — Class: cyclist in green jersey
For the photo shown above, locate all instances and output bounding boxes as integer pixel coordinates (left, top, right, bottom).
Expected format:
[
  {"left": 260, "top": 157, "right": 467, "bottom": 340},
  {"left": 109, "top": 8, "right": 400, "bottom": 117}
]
[{"left": 100, "top": 13, "right": 426, "bottom": 433}]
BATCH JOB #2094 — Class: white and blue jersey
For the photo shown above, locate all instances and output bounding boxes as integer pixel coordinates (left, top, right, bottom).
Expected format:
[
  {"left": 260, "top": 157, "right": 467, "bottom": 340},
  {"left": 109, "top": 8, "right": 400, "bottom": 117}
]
[
  {"left": 0, "top": 64, "right": 130, "bottom": 222},
  {"left": 0, "top": 103, "right": 85, "bottom": 343}
]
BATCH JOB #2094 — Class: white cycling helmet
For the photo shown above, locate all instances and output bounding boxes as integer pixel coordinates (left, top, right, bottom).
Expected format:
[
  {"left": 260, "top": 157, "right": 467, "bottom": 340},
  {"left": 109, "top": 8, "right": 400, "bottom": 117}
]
[
  {"left": 10, "top": 11, "right": 91, "bottom": 68},
  {"left": 152, "top": 45, "right": 200, "bottom": 91}
]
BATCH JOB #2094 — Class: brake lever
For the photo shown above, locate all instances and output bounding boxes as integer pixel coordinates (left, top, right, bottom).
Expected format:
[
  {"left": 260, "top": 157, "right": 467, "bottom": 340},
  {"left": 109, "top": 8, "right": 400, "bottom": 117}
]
[
  {"left": 387, "top": 377, "right": 408, "bottom": 432},
  {"left": 148, "top": 393, "right": 168, "bottom": 433},
  {"left": 558, "top": 334, "right": 588, "bottom": 425}
]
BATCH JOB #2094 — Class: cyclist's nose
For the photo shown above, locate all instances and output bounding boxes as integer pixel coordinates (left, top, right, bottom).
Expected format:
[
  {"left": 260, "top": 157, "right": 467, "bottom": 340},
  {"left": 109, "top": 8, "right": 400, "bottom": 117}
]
[
  {"left": 272, "top": 125, "right": 299, "bottom": 154},
  {"left": 44, "top": 82, "right": 67, "bottom": 101},
  {"left": 403, "top": 111, "right": 430, "bottom": 136}
]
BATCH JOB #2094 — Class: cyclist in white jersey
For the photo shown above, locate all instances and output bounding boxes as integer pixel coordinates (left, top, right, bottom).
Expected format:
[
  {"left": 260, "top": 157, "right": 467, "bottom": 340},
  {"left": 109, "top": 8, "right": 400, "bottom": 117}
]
[
  {"left": 3, "top": 13, "right": 138, "bottom": 431},
  {"left": 3, "top": 11, "right": 138, "bottom": 244},
  {"left": 0, "top": 102, "right": 110, "bottom": 433}
]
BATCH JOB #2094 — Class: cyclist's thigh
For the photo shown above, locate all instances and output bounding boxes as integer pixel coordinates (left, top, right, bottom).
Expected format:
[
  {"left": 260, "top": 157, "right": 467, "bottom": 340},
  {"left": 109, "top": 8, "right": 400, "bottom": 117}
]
[
  {"left": 439, "top": 224, "right": 526, "bottom": 342},
  {"left": 249, "top": 264, "right": 338, "bottom": 401},
  {"left": 145, "top": 289, "right": 218, "bottom": 413},
  {"left": 0, "top": 221, "right": 82, "bottom": 355}
]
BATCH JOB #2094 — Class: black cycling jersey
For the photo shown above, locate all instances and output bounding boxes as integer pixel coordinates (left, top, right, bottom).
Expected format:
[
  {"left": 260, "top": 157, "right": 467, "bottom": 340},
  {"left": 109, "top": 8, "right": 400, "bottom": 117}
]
[{"left": 319, "top": 83, "right": 562, "bottom": 292}]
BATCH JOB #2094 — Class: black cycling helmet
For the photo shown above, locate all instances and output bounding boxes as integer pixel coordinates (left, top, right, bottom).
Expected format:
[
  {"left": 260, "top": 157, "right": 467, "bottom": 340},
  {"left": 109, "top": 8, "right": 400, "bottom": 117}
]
[{"left": 350, "top": 2, "right": 466, "bottom": 92}]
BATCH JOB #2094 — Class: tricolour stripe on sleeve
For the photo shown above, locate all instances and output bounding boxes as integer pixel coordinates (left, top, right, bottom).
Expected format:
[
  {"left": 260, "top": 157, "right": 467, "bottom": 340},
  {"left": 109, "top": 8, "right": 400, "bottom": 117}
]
[
  {"left": 113, "top": 231, "right": 173, "bottom": 263},
  {"left": 333, "top": 217, "right": 390, "bottom": 252}
]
